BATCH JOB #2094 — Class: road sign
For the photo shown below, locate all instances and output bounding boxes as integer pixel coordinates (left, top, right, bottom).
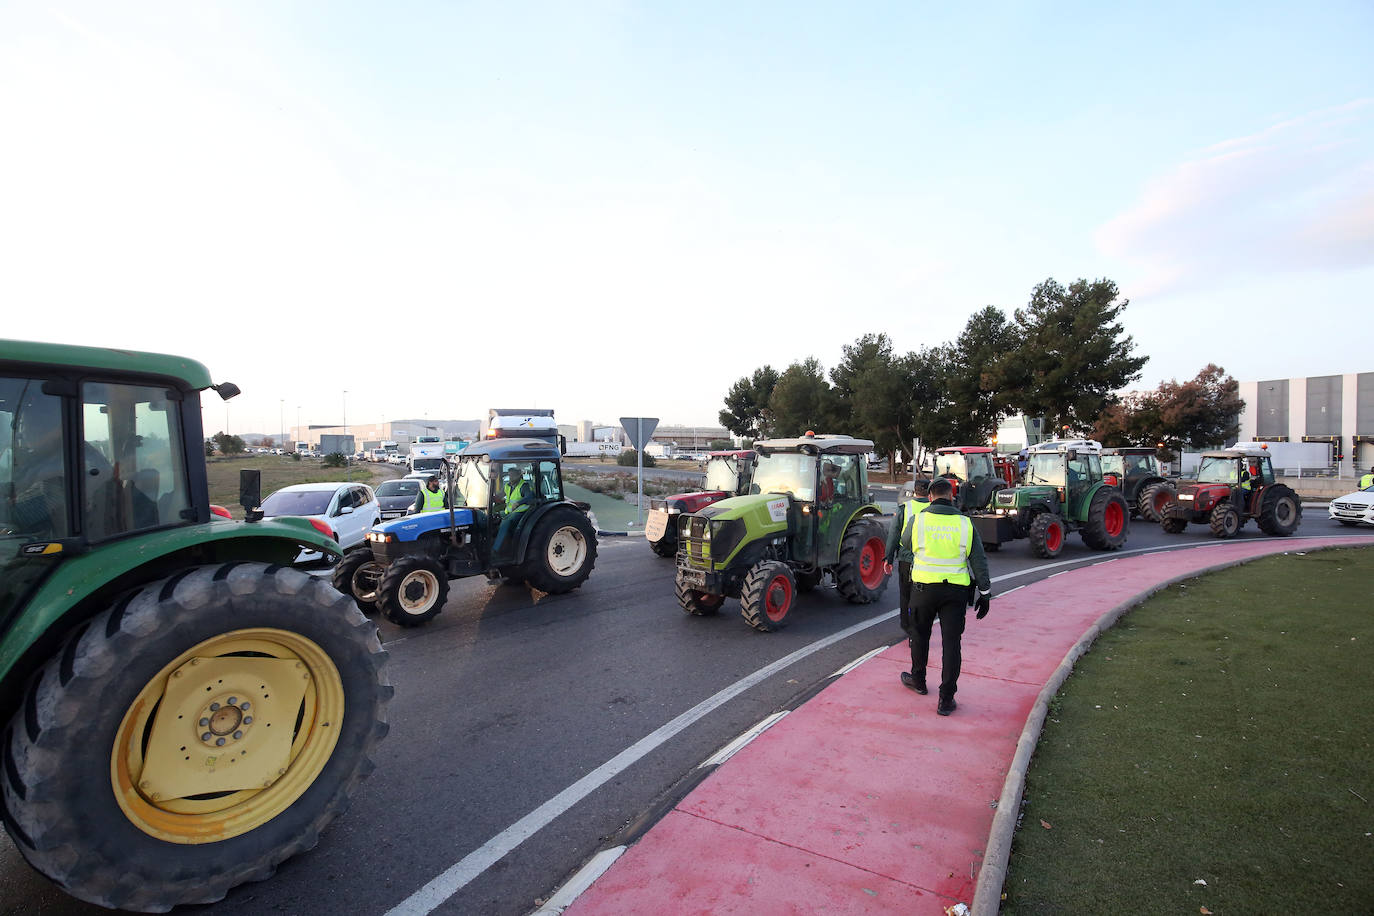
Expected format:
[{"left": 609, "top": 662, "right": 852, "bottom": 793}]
[{"left": 619, "top": 417, "right": 659, "bottom": 452}]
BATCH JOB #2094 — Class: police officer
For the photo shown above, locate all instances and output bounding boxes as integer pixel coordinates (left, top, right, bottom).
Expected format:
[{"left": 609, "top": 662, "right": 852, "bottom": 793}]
[
  {"left": 410, "top": 475, "right": 447, "bottom": 514},
  {"left": 903, "top": 475, "right": 991, "bottom": 716},
  {"left": 884, "top": 478, "right": 931, "bottom": 641},
  {"left": 1361, "top": 466, "right": 1374, "bottom": 490}
]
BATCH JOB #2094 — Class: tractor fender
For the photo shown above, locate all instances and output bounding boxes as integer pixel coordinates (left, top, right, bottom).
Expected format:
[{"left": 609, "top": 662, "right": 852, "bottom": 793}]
[
  {"left": 511, "top": 500, "right": 589, "bottom": 560},
  {"left": 0, "top": 519, "right": 342, "bottom": 725}
]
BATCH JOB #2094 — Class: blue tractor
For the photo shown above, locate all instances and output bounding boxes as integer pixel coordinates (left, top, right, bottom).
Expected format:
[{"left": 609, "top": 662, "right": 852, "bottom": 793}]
[{"left": 332, "top": 438, "right": 597, "bottom": 626}]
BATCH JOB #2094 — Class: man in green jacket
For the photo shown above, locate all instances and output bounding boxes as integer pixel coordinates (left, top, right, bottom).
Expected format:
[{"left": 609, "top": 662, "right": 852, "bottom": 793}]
[
  {"left": 884, "top": 478, "right": 930, "bottom": 640},
  {"left": 905, "top": 476, "right": 992, "bottom": 716}
]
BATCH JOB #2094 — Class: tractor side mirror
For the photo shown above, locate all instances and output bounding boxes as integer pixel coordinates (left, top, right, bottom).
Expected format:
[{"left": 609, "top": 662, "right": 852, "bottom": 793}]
[{"left": 240, "top": 469, "right": 263, "bottom": 522}]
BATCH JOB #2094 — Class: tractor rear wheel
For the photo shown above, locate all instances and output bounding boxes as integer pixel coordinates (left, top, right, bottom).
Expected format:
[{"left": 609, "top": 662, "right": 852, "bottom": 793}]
[
  {"left": 378, "top": 556, "right": 450, "bottom": 626},
  {"left": 522, "top": 509, "right": 598, "bottom": 593},
  {"left": 1138, "top": 482, "right": 1175, "bottom": 523},
  {"left": 649, "top": 535, "right": 677, "bottom": 558},
  {"left": 1081, "top": 488, "right": 1129, "bottom": 551},
  {"left": 1209, "top": 503, "right": 1241, "bottom": 539},
  {"left": 835, "top": 518, "right": 888, "bottom": 604},
  {"left": 1029, "top": 513, "right": 1066, "bottom": 558},
  {"left": 675, "top": 575, "right": 724, "bottom": 616},
  {"left": 740, "top": 560, "right": 797, "bottom": 631},
  {"left": 332, "top": 547, "right": 384, "bottom": 614},
  {"left": 0, "top": 563, "right": 390, "bottom": 912},
  {"left": 1257, "top": 487, "right": 1302, "bottom": 536}
]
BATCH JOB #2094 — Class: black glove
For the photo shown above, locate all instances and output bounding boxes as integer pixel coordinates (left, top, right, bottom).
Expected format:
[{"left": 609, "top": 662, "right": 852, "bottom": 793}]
[{"left": 974, "top": 589, "right": 991, "bottom": 619}]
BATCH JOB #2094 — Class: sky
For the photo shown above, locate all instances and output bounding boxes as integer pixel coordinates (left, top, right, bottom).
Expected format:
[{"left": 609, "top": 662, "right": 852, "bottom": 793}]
[{"left": 2, "top": 1, "right": 1371, "bottom": 437}]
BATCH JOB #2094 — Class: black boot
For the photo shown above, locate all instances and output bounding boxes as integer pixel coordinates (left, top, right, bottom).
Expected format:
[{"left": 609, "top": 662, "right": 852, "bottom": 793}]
[
  {"left": 937, "top": 693, "right": 957, "bottom": 716},
  {"left": 900, "top": 671, "right": 928, "bottom": 694}
]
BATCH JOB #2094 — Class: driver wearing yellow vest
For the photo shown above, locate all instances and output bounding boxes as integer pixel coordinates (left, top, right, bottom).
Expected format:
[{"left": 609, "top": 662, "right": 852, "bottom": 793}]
[
  {"left": 903, "top": 476, "right": 991, "bottom": 716},
  {"left": 493, "top": 463, "right": 535, "bottom": 554},
  {"left": 1361, "top": 467, "right": 1374, "bottom": 490}
]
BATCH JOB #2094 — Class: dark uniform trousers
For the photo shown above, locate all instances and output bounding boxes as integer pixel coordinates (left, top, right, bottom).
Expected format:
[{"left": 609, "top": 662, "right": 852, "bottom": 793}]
[
  {"left": 910, "top": 581, "right": 969, "bottom": 700},
  {"left": 896, "top": 559, "right": 913, "bottom": 636}
]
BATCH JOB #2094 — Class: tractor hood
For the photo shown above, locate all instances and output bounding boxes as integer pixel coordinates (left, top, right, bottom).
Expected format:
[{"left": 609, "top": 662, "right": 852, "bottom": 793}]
[
  {"left": 1172, "top": 481, "right": 1230, "bottom": 512},
  {"left": 996, "top": 484, "right": 1059, "bottom": 509},
  {"left": 372, "top": 508, "right": 477, "bottom": 543},
  {"left": 678, "top": 492, "right": 792, "bottom": 571},
  {"left": 692, "top": 492, "right": 792, "bottom": 525}
]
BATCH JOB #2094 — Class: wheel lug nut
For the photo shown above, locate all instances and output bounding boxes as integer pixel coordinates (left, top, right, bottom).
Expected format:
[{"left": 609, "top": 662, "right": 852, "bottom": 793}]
[
  {"left": 202, "top": 732, "right": 212, "bottom": 741},
  {"left": 243, "top": 716, "right": 253, "bottom": 724},
  {"left": 241, "top": 702, "right": 251, "bottom": 710},
  {"left": 233, "top": 731, "right": 243, "bottom": 739},
  {"left": 210, "top": 702, "right": 220, "bottom": 711},
  {"left": 200, "top": 718, "right": 210, "bottom": 727},
  {"left": 228, "top": 697, "right": 238, "bottom": 705},
  {"left": 216, "top": 738, "right": 226, "bottom": 746}
]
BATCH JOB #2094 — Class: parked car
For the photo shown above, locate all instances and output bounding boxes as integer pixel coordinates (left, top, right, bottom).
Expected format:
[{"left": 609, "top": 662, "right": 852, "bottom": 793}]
[
  {"left": 374, "top": 478, "right": 425, "bottom": 519},
  {"left": 1328, "top": 484, "right": 1374, "bottom": 527},
  {"left": 260, "top": 482, "right": 380, "bottom": 557}
]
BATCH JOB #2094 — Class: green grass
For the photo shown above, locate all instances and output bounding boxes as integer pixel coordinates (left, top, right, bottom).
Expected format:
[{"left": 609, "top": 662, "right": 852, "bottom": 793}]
[
  {"left": 1004, "top": 547, "right": 1374, "bottom": 915},
  {"left": 564, "top": 482, "right": 645, "bottom": 533},
  {"left": 206, "top": 455, "right": 397, "bottom": 513}
]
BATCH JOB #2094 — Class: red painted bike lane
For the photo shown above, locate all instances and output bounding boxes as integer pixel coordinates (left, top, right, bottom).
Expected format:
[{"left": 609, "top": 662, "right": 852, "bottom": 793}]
[{"left": 565, "top": 535, "right": 1374, "bottom": 915}]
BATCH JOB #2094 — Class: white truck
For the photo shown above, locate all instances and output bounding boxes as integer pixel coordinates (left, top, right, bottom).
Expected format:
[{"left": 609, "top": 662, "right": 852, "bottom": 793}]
[{"left": 408, "top": 436, "right": 446, "bottom": 477}]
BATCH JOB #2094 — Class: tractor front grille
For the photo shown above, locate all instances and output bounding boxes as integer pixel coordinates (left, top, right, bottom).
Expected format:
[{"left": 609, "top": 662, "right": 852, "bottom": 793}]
[{"left": 681, "top": 516, "right": 711, "bottom": 568}]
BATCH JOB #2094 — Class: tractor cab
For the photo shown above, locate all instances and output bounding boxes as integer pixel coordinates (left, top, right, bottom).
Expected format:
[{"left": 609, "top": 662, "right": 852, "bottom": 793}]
[
  {"left": 932, "top": 446, "right": 1007, "bottom": 511},
  {"left": 644, "top": 450, "right": 757, "bottom": 557}
]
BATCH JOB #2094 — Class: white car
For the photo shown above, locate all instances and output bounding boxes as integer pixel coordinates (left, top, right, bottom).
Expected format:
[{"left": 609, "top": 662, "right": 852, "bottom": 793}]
[
  {"left": 260, "top": 482, "right": 381, "bottom": 556},
  {"left": 1328, "top": 485, "right": 1374, "bottom": 527}
]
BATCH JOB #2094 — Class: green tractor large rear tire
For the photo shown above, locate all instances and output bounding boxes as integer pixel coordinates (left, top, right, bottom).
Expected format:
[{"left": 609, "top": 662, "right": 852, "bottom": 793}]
[
  {"left": 835, "top": 519, "right": 888, "bottom": 604},
  {"left": 0, "top": 563, "right": 390, "bottom": 913}
]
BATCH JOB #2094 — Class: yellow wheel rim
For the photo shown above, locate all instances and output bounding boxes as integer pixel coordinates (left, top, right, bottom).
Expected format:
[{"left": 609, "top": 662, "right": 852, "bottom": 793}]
[{"left": 110, "top": 628, "right": 345, "bottom": 844}]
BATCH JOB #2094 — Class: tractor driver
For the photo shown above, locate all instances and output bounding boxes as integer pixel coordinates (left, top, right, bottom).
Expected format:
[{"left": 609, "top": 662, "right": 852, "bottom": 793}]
[
  {"left": 1234, "top": 459, "right": 1258, "bottom": 514},
  {"left": 492, "top": 463, "right": 535, "bottom": 554},
  {"left": 819, "top": 460, "right": 840, "bottom": 504}
]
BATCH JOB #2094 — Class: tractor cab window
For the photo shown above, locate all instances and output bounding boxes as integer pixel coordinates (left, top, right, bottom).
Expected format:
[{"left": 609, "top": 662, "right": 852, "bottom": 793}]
[
  {"left": 1196, "top": 456, "right": 1238, "bottom": 485},
  {"left": 964, "top": 452, "right": 994, "bottom": 483},
  {"left": 1065, "top": 453, "right": 1093, "bottom": 504},
  {"left": 1123, "top": 454, "right": 1154, "bottom": 477},
  {"left": 0, "top": 377, "right": 70, "bottom": 541},
  {"left": 705, "top": 455, "right": 743, "bottom": 492},
  {"left": 536, "top": 460, "right": 562, "bottom": 501},
  {"left": 1024, "top": 453, "right": 1066, "bottom": 487},
  {"left": 80, "top": 382, "right": 189, "bottom": 541},
  {"left": 453, "top": 456, "right": 491, "bottom": 509},
  {"left": 934, "top": 453, "right": 967, "bottom": 479},
  {"left": 1256, "top": 457, "right": 1275, "bottom": 486},
  {"left": 819, "top": 454, "right": 860, "bottom": 504},
  {"left": 751, "top": 452, "right": 817, "bottom": 502}
]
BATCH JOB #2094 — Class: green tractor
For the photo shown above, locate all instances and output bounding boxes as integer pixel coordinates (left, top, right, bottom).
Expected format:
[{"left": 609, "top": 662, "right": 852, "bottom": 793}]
[
  {"left": 0, "top": 340, "right": 391, "bottom": 911},
  {"left": 974, "top": 438, "right": 1129, "bottom": 558},
  {"left": 673, "top": 433, "right": 889, "bottom": 631}
]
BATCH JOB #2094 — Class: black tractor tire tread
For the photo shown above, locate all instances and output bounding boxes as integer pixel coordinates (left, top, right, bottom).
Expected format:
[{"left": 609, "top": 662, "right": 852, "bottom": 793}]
[
  {"left": 1257, "top": 486, "right": 1303, "bottom": 536},
  {"left": 1209, "top": 503, "right": 1241, "bottom": 539},
  {"left": 675, "top": 574, "right": 724, "bottom": 615},
  {"left": 835, "top": 518, "right": 887, "bottom": 605},
  {"left": 1080, "top": 488, "right": 1129, "bottom": 552},
  {"left": 1138, "top": 481, "right": 1173, "bottom": 523},
  {"left": 332, "top": 548, "right": 383, "bottom": 613},
  {"left": 378, "top": 556, "right": 450, "bottom": 626},
  {"left": 1028, "top": 513, "right": 1065, "bottom": 559},
  {"left": 0, "top": 562, "right": 390, "bottom": 913},
  {"left": 1160, "top": 515, "right": 1189, "bottom": 534},
  {"left": 522, "top": 509, "right": 598, "bottom": 594},
  {"left": 649, "top": 536, "right": 677, "bottom": 558},
  {"left": 739, "top": 560, "right": 797, "bottom": 632}
]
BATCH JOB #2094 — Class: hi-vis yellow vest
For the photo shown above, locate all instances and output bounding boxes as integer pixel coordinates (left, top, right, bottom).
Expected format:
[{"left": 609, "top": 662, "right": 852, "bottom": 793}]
[
  {"left": 910, "top": 511, "right": 972, "bottom": 585},
  {"left": 504, "top": 480, "right": 531, "bottom": 514},
  {"left": 1361, "top": 473, "right": 1374, "bottom": 490},
  {"left": 899, "top": 498, "right": 929, "bottom": 554},
  {"left": 420, "top": 486, "right": 445, "bottom": 511}
]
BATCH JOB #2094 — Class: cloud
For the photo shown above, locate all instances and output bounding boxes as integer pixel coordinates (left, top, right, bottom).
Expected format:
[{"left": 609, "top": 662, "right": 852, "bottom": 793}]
[{"left": 1096, "top": 100, "right": 1374, "bottom": 296}]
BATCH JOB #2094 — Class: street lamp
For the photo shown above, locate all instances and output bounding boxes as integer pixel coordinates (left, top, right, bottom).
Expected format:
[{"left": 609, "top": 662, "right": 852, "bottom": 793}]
[
  {"left": 296, "top": 405, "right": 301, "bottom": 449},
  {"left": 279, "top": 399, "right": 284, "bottom": 452}
]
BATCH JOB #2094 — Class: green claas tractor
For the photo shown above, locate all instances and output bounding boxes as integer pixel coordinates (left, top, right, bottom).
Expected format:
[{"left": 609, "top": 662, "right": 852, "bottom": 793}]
[
  {"left": 0, "top": 340, "right": 390, "bottom": 911},
  {"left": 974, "top": 439, "right": 1129, "bottom": 558},
  {"left": 673, "top": 433, "right": 889, "bottom": 631}
]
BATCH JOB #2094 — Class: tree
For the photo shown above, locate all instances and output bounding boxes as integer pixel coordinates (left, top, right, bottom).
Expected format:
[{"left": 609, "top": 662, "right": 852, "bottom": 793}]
[
  {"left": 996, "top": 278, "right": 1148, "bottom": 435},
  {"left": 212, "top": 431, "right": 246, "bottom": 455},
  {"left": 1093, "top": 390, "right": 1163, "bottom": 447},
  {"left": 719, "top": 365, "right": 780, "bottom": 439},
  {"left": 204, "top": 439, "right": 216, "bottom": 457},
  {"left": 769, "top": 358, "right": 834, "bottom": 437},
  {"left": 1158, "top": 364, "right": 1242, "bottom": 450},
  {"left": 946, "top": 306, "right": 1018, "bottom": 443},
  {"left": 261, "top": 436, "right": 275, "bottom": 449},
  {"left": 708, "top": 439, "right": 732, "bottom": 451}
]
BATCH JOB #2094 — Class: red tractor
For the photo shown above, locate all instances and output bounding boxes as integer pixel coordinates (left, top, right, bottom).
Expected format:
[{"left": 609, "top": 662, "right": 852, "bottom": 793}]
[
  {"left": 644, "top": 450, "right": 757, "bottom": 557},
  {"left": 1158, "top": 445, "right": 1302, "bottom": 538},
  {"left": 929, "top": 446, "right": 1011, "bottom": 513}
]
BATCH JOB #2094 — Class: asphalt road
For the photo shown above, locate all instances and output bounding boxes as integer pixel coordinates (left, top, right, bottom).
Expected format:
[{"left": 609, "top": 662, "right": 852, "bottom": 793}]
[{"left": 3, "top": 511, "right": 1366, "bottom": 915}]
